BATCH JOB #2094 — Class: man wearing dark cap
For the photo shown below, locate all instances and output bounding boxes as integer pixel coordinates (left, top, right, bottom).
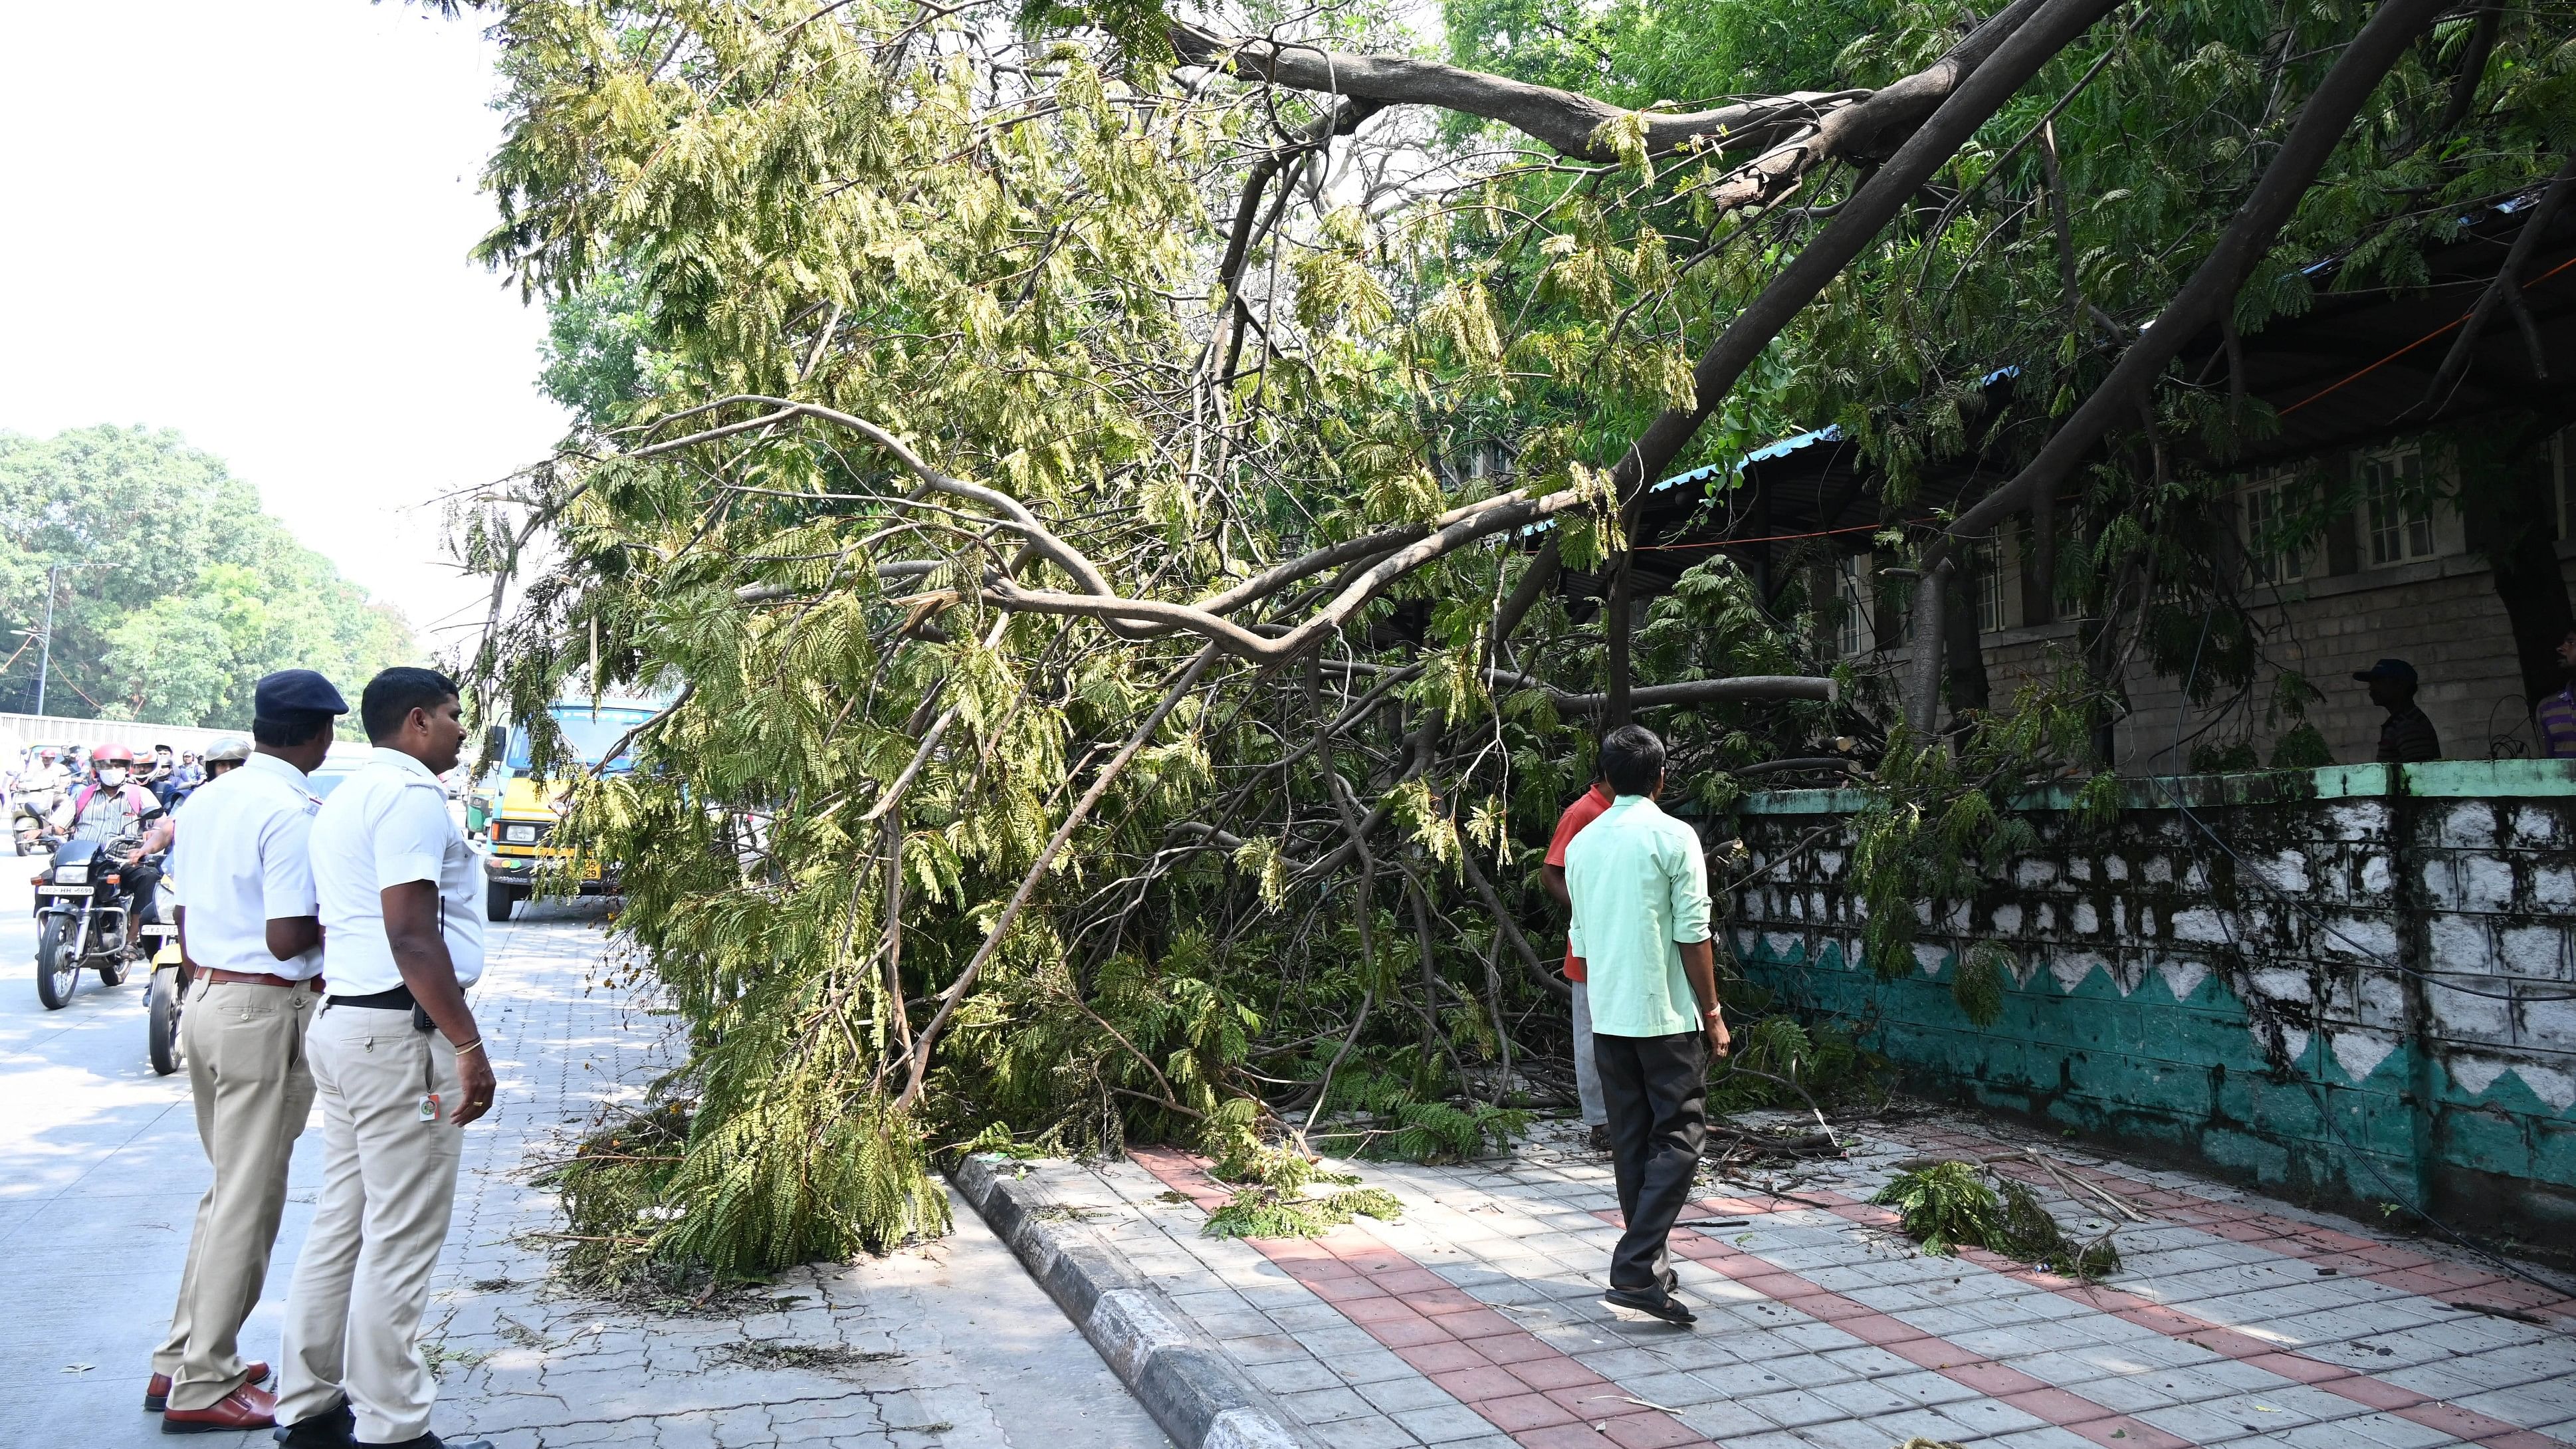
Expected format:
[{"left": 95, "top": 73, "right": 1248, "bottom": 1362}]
[
  {"left": 147, "top": 669, "right": 347, "bottom": 1433},
  {"left": 277, "top": 667, "right": 493, "bottom": 1449},
  {"left": 2357, "top": 658, "right": 2441, "bottom": 764}
]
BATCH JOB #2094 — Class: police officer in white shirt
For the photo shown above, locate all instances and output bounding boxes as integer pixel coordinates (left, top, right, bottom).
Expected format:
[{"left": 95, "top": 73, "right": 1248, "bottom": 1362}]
[
  {"left": 146, "top": 670, "right": 345, "bottom": 1434},
  {"left": 275, "top": 669, "right": 495, "bottom": 1449}
]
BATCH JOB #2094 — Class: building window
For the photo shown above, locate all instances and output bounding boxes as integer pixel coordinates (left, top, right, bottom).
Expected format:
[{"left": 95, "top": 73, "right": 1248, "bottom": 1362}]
[
  {"left": 2240, "top": 473, "right": 2315, "bottom": 584},
  {"left": 1965, "top": 541, "right": 2006, "bottom": 633},
  {"left": 1836, "top": 554, "right": 1871, "bottom": 657},
  {"left": 2359, "top": 449, "right": 2435, "bottom": 565}
]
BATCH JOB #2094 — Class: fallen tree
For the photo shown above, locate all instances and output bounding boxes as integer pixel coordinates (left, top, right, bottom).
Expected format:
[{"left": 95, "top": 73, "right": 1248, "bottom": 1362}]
[{"left": 443, "top": 0, "right": 2573, "bottom": 1277}]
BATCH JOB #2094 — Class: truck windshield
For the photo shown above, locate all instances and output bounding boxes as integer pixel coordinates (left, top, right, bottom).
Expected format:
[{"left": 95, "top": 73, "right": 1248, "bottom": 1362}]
[{"left": 504, "top": 707, "right": 659, "bottom": 775}]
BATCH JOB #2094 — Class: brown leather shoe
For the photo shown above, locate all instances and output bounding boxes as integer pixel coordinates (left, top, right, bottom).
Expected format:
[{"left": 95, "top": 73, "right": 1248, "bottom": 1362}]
[
  {"left": 158, "top": 1383, "right": 277, "bottom": 1434},
  {"left": 144, "top": 1361, "right": 270, "bottom": 1412}
]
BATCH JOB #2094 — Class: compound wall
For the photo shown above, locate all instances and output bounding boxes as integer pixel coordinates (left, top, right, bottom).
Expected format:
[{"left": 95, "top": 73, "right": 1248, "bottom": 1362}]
[{"left": 1729, "top": 760, "right": 2576, "bottom": 1251}]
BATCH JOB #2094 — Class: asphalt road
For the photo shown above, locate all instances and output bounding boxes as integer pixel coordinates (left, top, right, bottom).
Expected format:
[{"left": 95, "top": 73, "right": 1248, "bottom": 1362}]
[{"left": 0, "top": 854, "right": 1166, "bottom": 1449}]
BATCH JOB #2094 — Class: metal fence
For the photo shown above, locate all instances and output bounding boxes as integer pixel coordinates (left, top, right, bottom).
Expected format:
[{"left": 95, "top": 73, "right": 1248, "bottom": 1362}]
[{"left": 0, "top": 711, "right": 241, "bottom": 754}]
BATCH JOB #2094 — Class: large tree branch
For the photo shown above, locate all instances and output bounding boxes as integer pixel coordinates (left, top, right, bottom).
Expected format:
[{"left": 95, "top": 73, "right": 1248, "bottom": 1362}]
[
  {"left": 1327, "top": 658, "right": 1836, "bottom": 712},
  {"left": 1598, "top": 0, "right": 2120, "bottom": 506},
  {"left": 1935, "top": 0, "right": 2452, "bottom": 556},
  {"left": 2420, "top": 151, "right": 2576, "bottom": 403},
  {"left": 980, "top": 487, "right": 1594, "bottom": 659},
  {"left": 1172, "top": 0, "right": 2048, "bottom": 207},
  {"left": 1170, "top": 20, "right": 1868, "bottom": 163},
  {"left": 894, "top": 643, "right": 1220, "bottom": 1112}
]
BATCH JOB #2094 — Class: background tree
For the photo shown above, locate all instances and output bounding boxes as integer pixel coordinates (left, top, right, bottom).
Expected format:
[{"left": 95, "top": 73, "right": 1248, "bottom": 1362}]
[{"left": 0, "top": 425, "right": 420, "bottom": 726}]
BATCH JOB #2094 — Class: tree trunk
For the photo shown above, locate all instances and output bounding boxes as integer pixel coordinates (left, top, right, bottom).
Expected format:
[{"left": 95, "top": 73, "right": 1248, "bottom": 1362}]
[
  {"left": 1944, "top": 553, "right": 1992, "bottom": 719},
  {"left": 1604, "top": 546, "right": 1634, "bottom": 732},
  {"left": 2460, "top": 435, "right": 2576, "bottom": 713},
  {"left": 1905, "top": 560, "right": 1952, "bottom": 734},
  {"left": 2025, "top": 492, "right": 2058, "bottom": 625}
]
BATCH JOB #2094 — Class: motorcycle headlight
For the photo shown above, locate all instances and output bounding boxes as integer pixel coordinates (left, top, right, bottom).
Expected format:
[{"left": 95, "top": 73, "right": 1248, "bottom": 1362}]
[
  {"left": 504, "top": 824, "right": 538, "bottom": 843},
  {"left": 54, "top": 865, "right": 87, "bottom": 885}
]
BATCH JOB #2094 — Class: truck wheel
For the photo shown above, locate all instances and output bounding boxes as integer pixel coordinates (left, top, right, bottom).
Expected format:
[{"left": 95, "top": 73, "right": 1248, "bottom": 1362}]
[
  {"left": 35, "top": 917, "right": 78, "bottom": 1010},
  {"left": 148, "top": 967, "right": 184, "bottom": 1075},
  {"left": 487, "top": 881, "right": 519, "bottom": 923}
]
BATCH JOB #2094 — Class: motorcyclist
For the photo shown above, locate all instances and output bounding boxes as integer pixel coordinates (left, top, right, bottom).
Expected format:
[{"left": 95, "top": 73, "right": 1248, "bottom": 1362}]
[
  {"left": 51, "top": 744, "right": 172, "bottom": 927},
  {"left": 199, "top": 736, "right": 251, "bottom": 782},
  {"left": 146, "top": 743, "right": 181, "bottom": 806},
  {"left": 12, "top": 748, "right": 73, "bottom": 845}
]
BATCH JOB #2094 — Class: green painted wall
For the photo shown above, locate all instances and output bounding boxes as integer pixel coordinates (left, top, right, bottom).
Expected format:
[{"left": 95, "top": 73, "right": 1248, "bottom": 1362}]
[{"left": 1729, "top": 761, "right": 2576, "bottom": 1252}]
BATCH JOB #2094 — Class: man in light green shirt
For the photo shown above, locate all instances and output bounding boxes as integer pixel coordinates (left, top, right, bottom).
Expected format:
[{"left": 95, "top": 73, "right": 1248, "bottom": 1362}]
[{"left": 1566, "top": 724, "right": 1728, "bottom": 1325}]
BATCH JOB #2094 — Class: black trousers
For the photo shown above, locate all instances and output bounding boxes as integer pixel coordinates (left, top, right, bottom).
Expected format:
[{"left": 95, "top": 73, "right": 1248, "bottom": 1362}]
[
  {"left": 120, "top": 858, "right": 163, "bottom": 926},
  {"left": 1594, "top": 1028, "right": 1709, "bottom": 1293}
]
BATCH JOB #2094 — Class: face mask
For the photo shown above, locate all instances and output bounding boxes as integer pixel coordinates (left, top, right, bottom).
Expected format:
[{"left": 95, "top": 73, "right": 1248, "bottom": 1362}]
[{"left": 98, "top": 768, "right": 128, "bottom": 787}]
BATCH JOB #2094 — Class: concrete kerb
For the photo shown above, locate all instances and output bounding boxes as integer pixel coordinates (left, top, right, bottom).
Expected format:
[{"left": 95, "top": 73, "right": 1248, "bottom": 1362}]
[{"left": 951, "top": 1153, "right": 1316, "bottom": 1449}]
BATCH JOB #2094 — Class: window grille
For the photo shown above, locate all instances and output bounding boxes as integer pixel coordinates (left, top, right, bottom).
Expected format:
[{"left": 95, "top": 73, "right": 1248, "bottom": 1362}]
[
  {"left": 2240, "top": 473, "right": 2313, "bottom": 584},
  {"left": 2359, "top": 449, "right": 2434, "bottom": 565}
]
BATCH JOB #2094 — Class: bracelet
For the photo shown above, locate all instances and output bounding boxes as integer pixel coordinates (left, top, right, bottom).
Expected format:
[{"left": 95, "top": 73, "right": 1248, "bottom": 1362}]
[{"left": 452, "top": 1038, "right": 486, "bottom": 1056}]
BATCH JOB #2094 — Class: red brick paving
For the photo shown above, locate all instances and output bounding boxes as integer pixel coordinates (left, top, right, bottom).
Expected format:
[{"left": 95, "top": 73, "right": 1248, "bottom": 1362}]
[
  {"left": 1908, "top": 1123, "right": 2576, "bottom": 1326},
  {"left": 1757, "top": 1183, "right": 2576, "bottom": 1449},
  {"left": 1128, "top": 1146, "right": 1719, "bottom": 1449},
  {"left": 1612, "top": 1207, "right": 2199, "bottom": 1449},
  {"left": 1130, "top": 1139, "right": 2575, "bottom": 1449}
]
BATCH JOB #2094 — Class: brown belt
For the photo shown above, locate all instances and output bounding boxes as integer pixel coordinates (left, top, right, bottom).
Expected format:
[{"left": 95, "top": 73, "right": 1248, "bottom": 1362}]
[{"left": 197, "top": 968, "right": 324, "bottom": 992}]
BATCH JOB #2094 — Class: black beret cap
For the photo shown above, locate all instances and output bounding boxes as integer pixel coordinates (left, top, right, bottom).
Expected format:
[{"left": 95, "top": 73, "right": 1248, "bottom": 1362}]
[{"left": 254, "top": 669, "right": 350, "bottom": 717}]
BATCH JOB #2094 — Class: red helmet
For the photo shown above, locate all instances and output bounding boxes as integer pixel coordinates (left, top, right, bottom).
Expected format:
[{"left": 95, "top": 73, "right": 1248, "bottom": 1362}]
[{"left": 92, "top": 744, "right": 136, "bottom": 766}]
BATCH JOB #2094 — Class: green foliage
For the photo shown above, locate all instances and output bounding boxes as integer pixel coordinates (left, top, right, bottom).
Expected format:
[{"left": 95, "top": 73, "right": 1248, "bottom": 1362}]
[
  {"left": 2188, "top": 740, "right": 2262, "bottom": 774},
  {"left": 1872, "top": 1161, "right": 1999, "bottom": 1258},
  {"left": 1307, "top": 1063, "right": 1531, "bottom": 1163},
  {"left": 1949, "top": 943, "right": 2010, "bottom": 1028},
  {"left": 1203, "top": 1184, "right": 1405, "bottom": 1239},
  {"left": 0, "top": 426, "right": 417, "bottom": 727},
  {"left": 1707, "top": 1014, "right": 1873, "bottom": 1112},
  {"left": 2271, "top": 722, "right": 2334, "bottom": 770},
  {"left": 1872, "top": 1161, "right": 2119, "bottom": 1278}
]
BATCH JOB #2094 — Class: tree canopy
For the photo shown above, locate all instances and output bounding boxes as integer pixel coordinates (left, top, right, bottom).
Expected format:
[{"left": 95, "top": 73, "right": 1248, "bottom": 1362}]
[
  {"left": 0, "top": 425, "right": 420, "bottom": 728},
  {"left": 451, "top": 0, "right": 2575, "bottom": 1278}
]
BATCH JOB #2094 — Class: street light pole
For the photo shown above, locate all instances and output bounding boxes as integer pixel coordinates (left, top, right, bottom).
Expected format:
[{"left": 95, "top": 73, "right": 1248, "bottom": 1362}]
[{"left": 33, "top": 565, "right": 58, "bottom": 717}]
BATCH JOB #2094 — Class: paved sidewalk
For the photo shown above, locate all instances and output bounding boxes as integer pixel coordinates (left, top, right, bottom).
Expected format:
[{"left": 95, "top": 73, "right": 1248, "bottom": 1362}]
[
  {"left": 989, "top": 1113, "right": 2576, "bottom": 1449},
  {"left": 0, "top": 891, "right": 1167, "bottom": 1449}
]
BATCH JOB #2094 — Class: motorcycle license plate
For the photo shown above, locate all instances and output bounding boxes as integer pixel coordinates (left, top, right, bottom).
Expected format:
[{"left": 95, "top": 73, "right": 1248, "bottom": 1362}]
[
  {"left": 138, "top": 923, "right": 175, "bottom": 938},
  {"left": 39, "top": 885, "right": 92, "bottom": 897}
]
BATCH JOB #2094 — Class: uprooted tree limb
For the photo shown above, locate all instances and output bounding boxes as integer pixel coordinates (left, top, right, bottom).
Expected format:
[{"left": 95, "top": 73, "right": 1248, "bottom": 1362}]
[{"left": 447, "top": 0, "right": 2557, "bottom": 1278}]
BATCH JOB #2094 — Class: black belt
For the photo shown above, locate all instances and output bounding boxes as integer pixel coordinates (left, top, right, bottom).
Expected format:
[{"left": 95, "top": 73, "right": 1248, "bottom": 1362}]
[{"left": 328, "top": 984, "right": 416, "bottom": 1010}]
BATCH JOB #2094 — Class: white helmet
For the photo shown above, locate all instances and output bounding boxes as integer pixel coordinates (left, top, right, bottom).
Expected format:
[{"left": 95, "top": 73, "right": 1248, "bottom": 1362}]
[{"left": 204, "top": 735, "right": 253, "bottom": 766}]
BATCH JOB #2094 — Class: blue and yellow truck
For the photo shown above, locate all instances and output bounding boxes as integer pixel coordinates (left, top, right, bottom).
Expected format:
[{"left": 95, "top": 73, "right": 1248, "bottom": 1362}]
[{"left": 470, "top": 697, "right": 661, "bottom": 921}]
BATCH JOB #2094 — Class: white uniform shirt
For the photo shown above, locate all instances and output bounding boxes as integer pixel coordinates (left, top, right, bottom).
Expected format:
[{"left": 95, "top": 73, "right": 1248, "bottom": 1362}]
[
  {"left": 169, "top": 753, "right": 323, "bottom": 980},
  {"left": 311, "top": 747, "right": 485, "bottom": 997}
]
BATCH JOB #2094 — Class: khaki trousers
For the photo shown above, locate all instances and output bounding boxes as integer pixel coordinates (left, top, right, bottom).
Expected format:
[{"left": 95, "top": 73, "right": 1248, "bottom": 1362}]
[
  {"left": 276, "top": 1004, "right": 465, "bottom": 1444},
  {"left": 152, "top": 981, "right": 319, "bottom": 1410}
]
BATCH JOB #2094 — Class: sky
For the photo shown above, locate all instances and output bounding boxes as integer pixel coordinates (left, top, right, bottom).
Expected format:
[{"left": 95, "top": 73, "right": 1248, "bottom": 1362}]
[{"left": 0, "top": 1, "right": 569, "bottom": 651}]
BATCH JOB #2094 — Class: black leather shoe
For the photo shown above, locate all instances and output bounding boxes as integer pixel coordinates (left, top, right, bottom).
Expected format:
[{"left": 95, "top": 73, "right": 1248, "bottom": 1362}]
[
  {"left": 273, "top": 1402, "right": 355, "bottom": 1447},
  {"left": 1604, "top": 1286, "right": 1698, "bottom": 1325}
]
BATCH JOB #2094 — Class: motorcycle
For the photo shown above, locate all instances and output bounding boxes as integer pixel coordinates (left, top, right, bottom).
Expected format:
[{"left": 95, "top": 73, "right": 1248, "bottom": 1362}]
[
  {"left": 32, "top": 832, "right": 160, "bottom": 1010},
  {"left": 11, "top": 786, "right": 61, "bottom": 855},
  {"left": 146, "top": 931, "right": 186, "bottom": 1075}
]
